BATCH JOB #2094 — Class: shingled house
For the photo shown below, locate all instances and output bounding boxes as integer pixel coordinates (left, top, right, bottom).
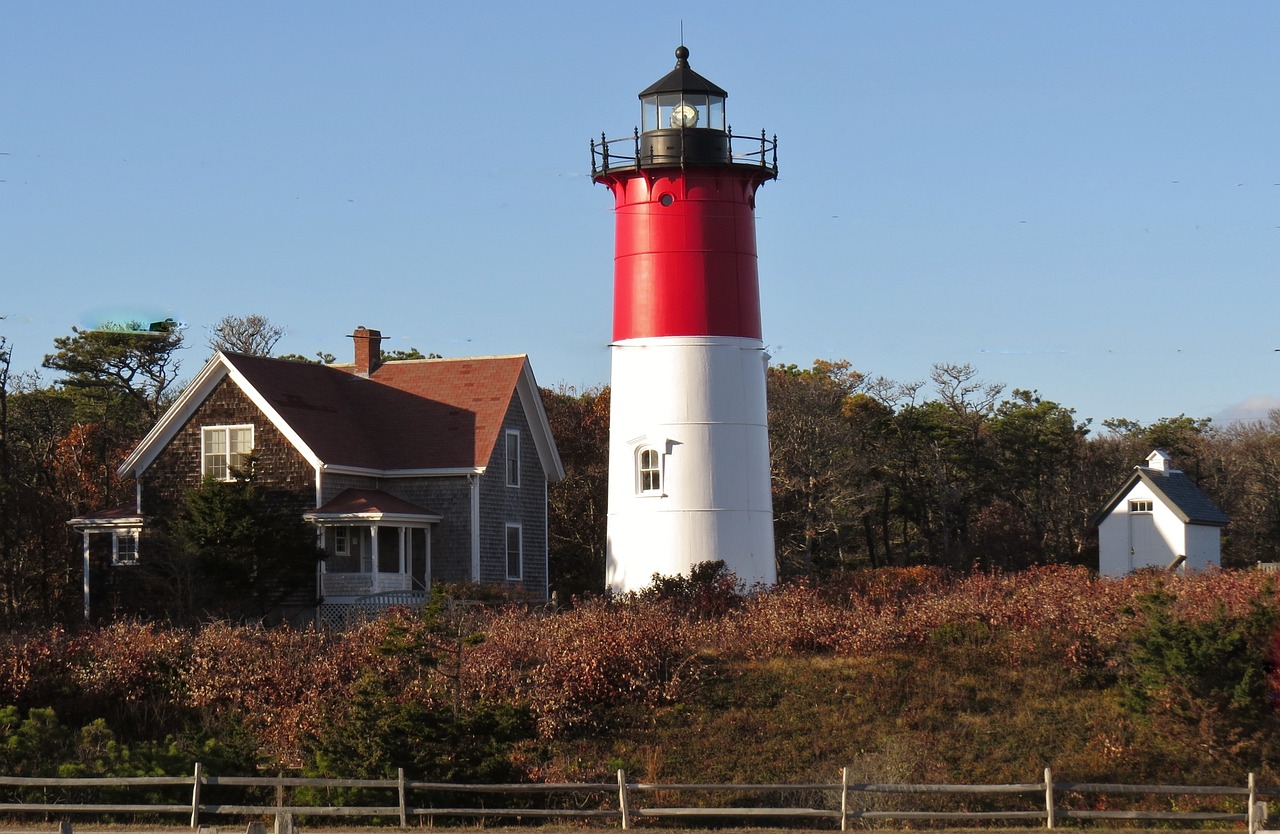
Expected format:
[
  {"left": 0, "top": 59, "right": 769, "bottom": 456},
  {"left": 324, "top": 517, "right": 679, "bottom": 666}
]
[
  {"left": 70, "top": 327, "right": 564, "bottom": 624},
  {"left": 1094, "top": 449, "right": 1228, "bottom": 576}
]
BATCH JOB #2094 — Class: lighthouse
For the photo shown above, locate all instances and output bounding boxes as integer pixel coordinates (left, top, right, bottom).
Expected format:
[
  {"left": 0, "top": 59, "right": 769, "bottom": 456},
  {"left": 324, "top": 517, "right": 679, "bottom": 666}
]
[{"left": 591, "top": 46, "right": 779, "bottom": 593}]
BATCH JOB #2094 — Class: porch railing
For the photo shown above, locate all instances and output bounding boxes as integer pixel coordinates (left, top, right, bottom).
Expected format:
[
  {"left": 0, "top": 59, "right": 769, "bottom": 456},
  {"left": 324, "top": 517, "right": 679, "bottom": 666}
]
[{"left": 320, "top": 572, "right": 413, "bottom": 599}]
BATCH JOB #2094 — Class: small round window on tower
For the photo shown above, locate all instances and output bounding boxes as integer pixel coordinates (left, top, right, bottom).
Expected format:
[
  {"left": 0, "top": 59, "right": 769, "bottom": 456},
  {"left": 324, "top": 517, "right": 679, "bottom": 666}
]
[{"left": 658, "top": 193, "right": 675, "bottom": 207}]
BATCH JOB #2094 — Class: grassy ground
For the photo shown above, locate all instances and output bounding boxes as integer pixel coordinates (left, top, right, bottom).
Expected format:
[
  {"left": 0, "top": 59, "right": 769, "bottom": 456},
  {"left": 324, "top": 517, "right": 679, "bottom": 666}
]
[{"left": 546, "top": 647, "right": 1130, "bottom": 787}]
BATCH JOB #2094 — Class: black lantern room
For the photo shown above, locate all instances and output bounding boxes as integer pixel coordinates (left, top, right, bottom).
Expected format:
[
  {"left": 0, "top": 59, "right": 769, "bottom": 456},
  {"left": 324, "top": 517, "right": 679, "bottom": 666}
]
[
  {"left": 639, "top": 46, "right": 727, "bottom": 132},
  {"left": 591, "top": 46, "right": 777, "bottom": 177},
  {"left": 636, "top": 46, "right": 729, "bottom": 167}
]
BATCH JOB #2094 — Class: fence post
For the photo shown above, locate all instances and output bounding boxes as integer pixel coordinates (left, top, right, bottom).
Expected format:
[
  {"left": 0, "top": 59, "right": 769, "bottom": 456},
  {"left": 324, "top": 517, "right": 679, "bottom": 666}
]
[
  {"left": 617, "top": 768, "right": 630, "bottom": 830},
  {"left": 190, "top": 761, "right": 203, "bottom": 830},
  {"left": 1044, "top": 766, "right": 1055, "bottom": 830},
  {"left": 398, "top": 767, "right": 407, "bottom": 828},
  {"left": 840, "top": 766, "right": 849, "bottom": 831}
]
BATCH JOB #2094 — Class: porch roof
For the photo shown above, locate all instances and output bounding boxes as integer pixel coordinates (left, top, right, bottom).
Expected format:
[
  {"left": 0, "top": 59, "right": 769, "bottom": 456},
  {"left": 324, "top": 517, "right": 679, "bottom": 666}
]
[
  {"left": 304, "top": 488, "right": 442, "bottom": 524},
  {"left": 67, "top": 504, "right": 144, "bottom": 530}
]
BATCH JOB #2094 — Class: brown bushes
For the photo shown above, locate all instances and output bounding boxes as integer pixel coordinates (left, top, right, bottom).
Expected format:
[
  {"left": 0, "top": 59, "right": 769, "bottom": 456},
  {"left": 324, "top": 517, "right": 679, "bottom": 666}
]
[{"left": 0, "top": 566, "right": 1274, "bottom": 779}]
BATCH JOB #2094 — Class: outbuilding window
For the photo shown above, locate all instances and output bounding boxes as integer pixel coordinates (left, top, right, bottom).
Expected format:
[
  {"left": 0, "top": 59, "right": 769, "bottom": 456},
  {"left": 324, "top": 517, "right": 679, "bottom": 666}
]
[{"left": 1129, "top": 500, "right": 1154, "bottom": 513}]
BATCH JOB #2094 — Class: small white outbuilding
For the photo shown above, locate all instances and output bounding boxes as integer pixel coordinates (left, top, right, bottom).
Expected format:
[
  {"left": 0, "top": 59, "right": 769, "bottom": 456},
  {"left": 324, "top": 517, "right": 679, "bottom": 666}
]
[{"left": 1094, "top": 450, "right": 1228, "bottom": 576}]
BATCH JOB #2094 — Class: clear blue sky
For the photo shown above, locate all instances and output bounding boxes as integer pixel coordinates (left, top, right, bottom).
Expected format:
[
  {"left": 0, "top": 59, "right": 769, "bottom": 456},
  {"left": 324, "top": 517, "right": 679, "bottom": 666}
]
[{"left": 4, "top": 1, "right": 1277, "bottom": 429}]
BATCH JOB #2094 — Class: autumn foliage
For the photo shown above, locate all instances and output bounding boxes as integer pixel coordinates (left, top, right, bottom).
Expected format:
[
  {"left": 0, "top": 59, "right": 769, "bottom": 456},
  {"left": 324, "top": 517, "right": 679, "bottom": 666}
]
[{"left": 0, "top": 566, "right": 1276, "bottom": 786}]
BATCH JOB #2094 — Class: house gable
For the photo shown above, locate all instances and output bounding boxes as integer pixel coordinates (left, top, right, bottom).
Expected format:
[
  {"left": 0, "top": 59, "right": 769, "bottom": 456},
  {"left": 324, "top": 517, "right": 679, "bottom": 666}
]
[
  {"left": 119, "top": 353, "right": 325, "bottom": 481},
  {"left": 141, "top": 376, "right": 316, "bottom": 521}
]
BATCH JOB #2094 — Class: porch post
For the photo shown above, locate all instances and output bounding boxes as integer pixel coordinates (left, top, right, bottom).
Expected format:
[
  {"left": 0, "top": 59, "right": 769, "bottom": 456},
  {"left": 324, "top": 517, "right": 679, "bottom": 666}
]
[
  {"left": 82, "top": 530, "right": 91, "bottom": 623},
  {"left": 369, "top": 524, "right": 379, "bottom": 592},
  {"left": 398, "top": 528, "right": 407, "bottom": 576},
  {"left": 315, "top": 526, "right": 325, "bottom": 601}
]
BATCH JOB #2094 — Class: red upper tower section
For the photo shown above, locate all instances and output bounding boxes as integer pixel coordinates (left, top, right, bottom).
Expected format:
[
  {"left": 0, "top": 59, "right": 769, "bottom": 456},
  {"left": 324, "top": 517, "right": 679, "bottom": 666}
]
[{"left": 591, "top": 47, "right": 778, "bottom": 342}]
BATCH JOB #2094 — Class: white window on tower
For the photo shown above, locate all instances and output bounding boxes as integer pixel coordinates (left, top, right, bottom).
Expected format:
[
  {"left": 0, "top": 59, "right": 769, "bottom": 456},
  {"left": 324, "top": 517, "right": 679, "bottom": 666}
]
[
  {"left": 505, "top": 430, "right": 521, "bottom": 488},
  {"left": 1129, "top": 499, "right": 1154, "bottom": 513},
  {"left": 637, "top": 446, "right": 663, "bottom": 495},
  {"left": 202, "top": 425, "right": 254, "bottom": 480}
]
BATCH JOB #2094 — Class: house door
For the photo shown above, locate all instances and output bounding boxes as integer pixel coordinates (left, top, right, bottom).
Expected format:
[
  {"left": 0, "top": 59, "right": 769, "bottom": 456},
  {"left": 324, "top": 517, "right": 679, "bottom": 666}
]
[{"left": 1128, "top": 509, "right": 1160, "bottom": 570}]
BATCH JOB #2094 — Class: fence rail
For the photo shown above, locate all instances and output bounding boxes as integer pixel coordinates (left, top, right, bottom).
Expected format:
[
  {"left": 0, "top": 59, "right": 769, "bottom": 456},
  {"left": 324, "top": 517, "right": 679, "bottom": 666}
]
[{"left": 0, "top": 765, "right": 1276, "bottom": 832}]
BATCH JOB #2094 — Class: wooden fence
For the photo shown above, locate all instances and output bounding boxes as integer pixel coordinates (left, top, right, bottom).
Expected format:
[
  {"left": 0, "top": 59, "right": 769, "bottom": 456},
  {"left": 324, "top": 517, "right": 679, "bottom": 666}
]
[{"left": 0, "top": 765, "right": 1276, "bottom": 832}]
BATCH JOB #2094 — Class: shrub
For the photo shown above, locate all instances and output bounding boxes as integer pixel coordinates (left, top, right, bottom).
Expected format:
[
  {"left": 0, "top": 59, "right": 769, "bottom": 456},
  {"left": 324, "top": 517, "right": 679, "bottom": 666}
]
[
  {"left": 1121, "top": 582, "right": 1278, "bottom": 725},
  {"left": 467, "top": 598, "right": 697, "bottom": 735}
]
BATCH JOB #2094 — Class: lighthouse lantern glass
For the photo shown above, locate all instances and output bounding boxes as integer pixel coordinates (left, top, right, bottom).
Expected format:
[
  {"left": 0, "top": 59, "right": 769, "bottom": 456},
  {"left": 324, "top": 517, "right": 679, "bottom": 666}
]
[{"left": 641, "top": 92, "right": 726, "bottom": 133}]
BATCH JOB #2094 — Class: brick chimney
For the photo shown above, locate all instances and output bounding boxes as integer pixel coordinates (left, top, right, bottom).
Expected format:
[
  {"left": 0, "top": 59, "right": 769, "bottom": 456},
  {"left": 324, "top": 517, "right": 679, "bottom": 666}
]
[{"left": 352, "top": 326, "right": 383, "bottom": 377}]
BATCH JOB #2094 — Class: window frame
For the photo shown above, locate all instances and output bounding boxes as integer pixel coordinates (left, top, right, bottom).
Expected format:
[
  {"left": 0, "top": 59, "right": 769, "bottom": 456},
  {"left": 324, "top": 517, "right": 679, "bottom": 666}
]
[
  {"left": 201, "top": 424, "right": 255, "bottom": 481},
  {"left": 505, "top": 429, "right": 521, "bottom": 488},
  {"left": 112, "top": 530, "right": 140, "bottom": 566},
  {"left": 1129, "top": 499, "right": 1154, "bottom": 514},
  {"left": 505, "top": 522, "right": 523, "bottom": 580},
  {"left": 636, "top": 445, "right": 664, "bottom": 496}
]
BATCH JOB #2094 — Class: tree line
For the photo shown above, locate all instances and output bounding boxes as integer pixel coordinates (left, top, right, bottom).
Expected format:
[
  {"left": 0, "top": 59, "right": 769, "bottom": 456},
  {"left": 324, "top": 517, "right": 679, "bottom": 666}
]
[
  {"left": 545, "top": 360, "right": 1280, "bottom": 595},
  {"left": 2, "top": 315, "right": 1278, "bottom": 624}
]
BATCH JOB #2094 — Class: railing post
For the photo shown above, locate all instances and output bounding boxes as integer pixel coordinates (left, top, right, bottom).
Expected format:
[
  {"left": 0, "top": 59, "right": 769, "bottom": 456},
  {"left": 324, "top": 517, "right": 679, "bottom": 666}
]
[
  {"left": 190, "top": 761, "right": 203, "bottom": 830},
  {"left": 840, "top": 766, "right": 849, "bottom": 831},
  {"left": 1044, "top": 766, "right": 1055, "bottom": 830},
  {"left": 398, "top": 767, "right": 408, "bottom": 828},
  {"left": 617, "top": 768, "right": 630, "bottom": 830}
]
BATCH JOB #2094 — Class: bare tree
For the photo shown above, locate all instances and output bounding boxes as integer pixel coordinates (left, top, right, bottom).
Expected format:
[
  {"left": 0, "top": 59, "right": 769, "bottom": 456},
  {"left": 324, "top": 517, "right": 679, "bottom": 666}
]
[{"left": 207, "top": 314, "right": 286, "bottom": 357}]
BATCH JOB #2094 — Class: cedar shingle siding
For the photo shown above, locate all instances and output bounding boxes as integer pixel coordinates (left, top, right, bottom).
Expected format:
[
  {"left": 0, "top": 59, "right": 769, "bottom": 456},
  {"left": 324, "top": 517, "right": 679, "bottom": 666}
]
[
  {"left": 141, "top": 378, "right": 314, "bottom": 522},
  {"left": 477, "top": 396, "right": 547, "bottom": 593}
]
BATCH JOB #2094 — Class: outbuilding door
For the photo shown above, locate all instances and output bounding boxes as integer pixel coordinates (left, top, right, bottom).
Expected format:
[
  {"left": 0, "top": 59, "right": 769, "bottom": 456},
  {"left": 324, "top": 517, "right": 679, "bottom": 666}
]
[{"left": 1128, "top": 506, "right": 1161, "bottom": 570}]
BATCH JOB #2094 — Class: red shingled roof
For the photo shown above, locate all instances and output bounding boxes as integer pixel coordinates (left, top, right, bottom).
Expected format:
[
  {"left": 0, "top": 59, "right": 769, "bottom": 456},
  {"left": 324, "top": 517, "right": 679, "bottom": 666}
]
[
  {"left": 223, "top": 353, "right": 527, "bottom": 471},
  {"left": 311, "top": 488, "right": 440, "bottom": 518}
]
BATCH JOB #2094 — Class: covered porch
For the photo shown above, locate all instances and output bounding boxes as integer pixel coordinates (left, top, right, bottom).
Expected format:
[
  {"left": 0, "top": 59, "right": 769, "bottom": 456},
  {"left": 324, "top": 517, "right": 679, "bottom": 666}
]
[
  {"left": 304, "top": 488, "right": 441, "bottom": 610},
  {"left": 67, "top": 505, "right": 144, "bottom": 622}
]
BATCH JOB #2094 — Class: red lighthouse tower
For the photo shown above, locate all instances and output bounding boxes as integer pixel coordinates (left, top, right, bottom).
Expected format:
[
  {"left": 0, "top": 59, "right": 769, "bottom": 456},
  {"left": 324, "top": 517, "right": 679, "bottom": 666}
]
[{"left": 592, "top": 46, "right": 779, "bottom": 593}]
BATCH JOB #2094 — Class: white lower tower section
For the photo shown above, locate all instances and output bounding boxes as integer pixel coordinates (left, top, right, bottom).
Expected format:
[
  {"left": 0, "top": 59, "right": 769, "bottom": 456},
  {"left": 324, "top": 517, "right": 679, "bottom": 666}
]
[{"left": 606, "top": 335, "right": 776, "bottom": 594}]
